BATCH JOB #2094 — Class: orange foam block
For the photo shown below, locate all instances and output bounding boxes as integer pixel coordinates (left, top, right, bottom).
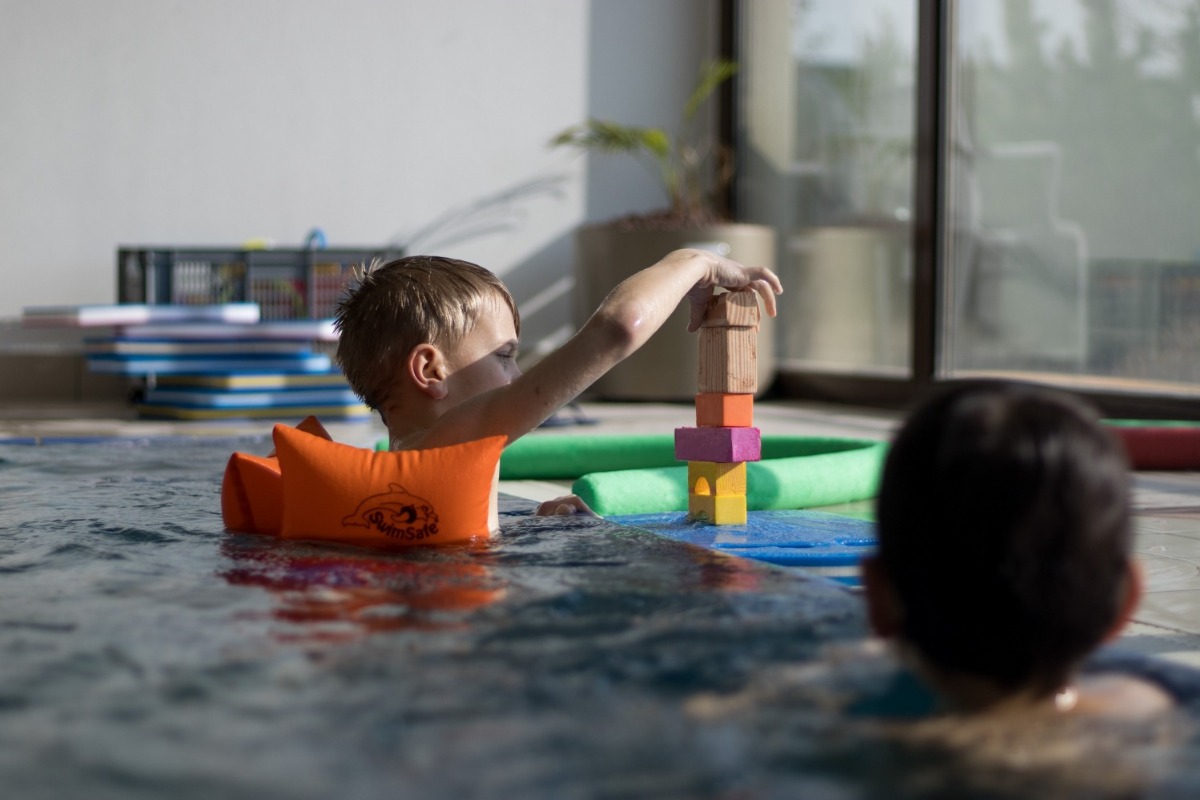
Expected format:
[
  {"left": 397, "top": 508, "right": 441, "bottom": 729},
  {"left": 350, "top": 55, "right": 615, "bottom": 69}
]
[{"left": 695, "top": 393, "right": 753, "bottom": 428}]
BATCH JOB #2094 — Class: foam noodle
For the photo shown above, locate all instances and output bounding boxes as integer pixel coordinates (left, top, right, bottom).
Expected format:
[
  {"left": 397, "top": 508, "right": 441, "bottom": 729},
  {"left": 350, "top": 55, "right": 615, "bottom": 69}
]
[
  {"left": 1106, "top": 421, "right": 1200, "bottom": 470},
  {"left": 499, "top": 434, "right": 678, "bottom": 479},
  {"left": 498, "top": 434, "right": 887, "bottom": 516}
]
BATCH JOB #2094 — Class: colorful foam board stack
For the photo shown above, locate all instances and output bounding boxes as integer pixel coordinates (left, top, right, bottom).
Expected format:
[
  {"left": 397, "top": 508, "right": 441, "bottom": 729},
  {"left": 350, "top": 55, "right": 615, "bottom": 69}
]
[
  {"left": 20, "top": 303, "right": 370, "bottom": 420},
  {"left": 674, "top": 291, "right": 761, "bottom": 525}
]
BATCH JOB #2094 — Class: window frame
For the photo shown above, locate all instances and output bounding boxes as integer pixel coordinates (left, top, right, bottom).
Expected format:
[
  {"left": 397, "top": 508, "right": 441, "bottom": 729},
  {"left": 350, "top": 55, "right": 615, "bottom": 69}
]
[{"left": 722, "top": 0, "right": 1200, "bottom": 419}]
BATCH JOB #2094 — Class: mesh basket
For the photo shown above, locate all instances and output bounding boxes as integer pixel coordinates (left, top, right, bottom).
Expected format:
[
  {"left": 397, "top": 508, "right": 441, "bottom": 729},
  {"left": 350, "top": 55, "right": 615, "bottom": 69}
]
[{"left": 117, "top": 246, "right": 403, "bottom": 320}]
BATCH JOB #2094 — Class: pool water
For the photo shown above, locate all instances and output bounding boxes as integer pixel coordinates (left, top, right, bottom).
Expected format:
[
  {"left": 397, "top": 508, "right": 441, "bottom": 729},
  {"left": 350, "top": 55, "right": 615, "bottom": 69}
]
[{"left": 1, "top": 439, "right": 1198, "bottom": 799}]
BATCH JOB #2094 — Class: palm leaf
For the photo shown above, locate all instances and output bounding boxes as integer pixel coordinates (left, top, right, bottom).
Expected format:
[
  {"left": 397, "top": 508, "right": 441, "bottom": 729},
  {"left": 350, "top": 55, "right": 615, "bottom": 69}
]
[
  {"left": 683, "top": 58, "right": 738, "bottom": 122},
  {"left": 550, "top": 120, "right": 670, "bottom": 159}
]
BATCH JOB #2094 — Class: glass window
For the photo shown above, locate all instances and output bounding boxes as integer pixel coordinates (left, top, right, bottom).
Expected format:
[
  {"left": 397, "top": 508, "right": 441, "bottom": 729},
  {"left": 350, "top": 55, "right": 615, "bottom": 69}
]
[
  {"left": 737, "top": 0, "right": 919, "bottom": 376},
  {"left": 945, "top": 0, "right": 1200, "bottom": 393}
]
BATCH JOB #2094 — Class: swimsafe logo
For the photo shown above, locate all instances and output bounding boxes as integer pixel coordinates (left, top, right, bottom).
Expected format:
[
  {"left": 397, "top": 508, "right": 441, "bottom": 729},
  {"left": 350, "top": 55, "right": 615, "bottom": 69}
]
[{"left": 342, "top": 483, "right": 440, "bottom": 541}]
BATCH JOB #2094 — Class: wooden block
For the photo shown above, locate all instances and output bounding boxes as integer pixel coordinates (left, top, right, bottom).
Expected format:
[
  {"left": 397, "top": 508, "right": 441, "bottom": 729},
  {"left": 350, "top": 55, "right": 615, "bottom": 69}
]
[
  {"left": 688, "top": 461, "right": 746, "bottom": 496},
  {"left": 702, "top": 290, "right": 760, "bottom": 328},
  {"left": 695, "top": 393, "right": 753, "bottom": 427},
  {"left": 688, "top": 493, "right": 747, "bottom": 525},
  {"left": 675, "top": 426, "right": 761, "bottom": 462},
  {"left": 698, "top": 327, "right": 757, "bottom": 394}
]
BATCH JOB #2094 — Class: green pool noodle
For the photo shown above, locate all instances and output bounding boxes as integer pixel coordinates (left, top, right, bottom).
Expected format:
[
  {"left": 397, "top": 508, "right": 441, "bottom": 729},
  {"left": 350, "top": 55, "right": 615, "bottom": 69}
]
[
  {"left": 500, "top": 434, "right": 678, "bottom": 478},
  {"left": 1102, "top": 419, "right": 1200, "bottom": 428},
  {"left": 500, "top": 434, "right": 888, "bottom": 516}
]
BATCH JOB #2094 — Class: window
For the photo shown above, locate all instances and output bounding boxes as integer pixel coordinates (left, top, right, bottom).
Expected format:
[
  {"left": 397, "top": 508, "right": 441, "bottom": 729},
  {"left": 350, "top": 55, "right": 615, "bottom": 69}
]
[
  {"left": 734, "top": 0, "right": 1200, "bottom": 412},
  {"left": 738, "top": 0, "right": 918, "bottom": 377},
  {"left": 947, "top": 0, "right": 1200, "bottom": 394}
]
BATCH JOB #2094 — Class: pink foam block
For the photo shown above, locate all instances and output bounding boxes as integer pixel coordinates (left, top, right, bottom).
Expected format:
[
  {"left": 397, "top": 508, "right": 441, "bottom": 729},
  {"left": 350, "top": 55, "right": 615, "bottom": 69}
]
[{"left": 674, "top": 426, "right": 762, "bottom": 463}]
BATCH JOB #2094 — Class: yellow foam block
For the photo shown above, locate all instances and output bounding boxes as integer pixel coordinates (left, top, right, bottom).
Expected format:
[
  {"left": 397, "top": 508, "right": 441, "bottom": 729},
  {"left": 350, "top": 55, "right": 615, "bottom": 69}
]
[
  {"left": 688, "top": 493, "right": 747, "bottom": 525},
  {"left": 688, "top": 461, "right": 747, "bottom": 496}
]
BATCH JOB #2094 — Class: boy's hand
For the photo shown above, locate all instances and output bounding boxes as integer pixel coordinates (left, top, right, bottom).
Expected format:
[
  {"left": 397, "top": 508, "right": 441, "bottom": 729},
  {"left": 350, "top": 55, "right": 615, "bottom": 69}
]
[
  {"left": 680, "top": 250, "right": 783, "bottom": 333},
  {"left": 535, "top": 494, "right": 600, "bottom": 518}
]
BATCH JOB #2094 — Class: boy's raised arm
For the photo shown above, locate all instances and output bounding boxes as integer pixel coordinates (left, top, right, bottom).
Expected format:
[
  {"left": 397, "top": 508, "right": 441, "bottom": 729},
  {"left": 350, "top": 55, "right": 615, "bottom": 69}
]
[{"left": 425, "top": 249, "right": 782, "bottom": 447}]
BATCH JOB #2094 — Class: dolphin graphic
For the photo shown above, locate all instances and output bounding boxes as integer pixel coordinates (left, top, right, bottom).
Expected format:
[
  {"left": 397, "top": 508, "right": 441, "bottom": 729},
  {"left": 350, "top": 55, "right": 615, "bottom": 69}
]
[{"left": 342, "top": 483, "right": 437, "bottom": 532}]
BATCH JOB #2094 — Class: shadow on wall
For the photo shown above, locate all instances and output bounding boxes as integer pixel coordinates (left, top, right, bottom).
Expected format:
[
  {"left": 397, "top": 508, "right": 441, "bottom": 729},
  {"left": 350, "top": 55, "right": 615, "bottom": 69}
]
[
  {"left": 579, "top": 0, "right": 716, "bottom": 223},
  {"left": 389, "top": 176, "right": 569, "bottom": 255},
  {"left": 376, "top": 1, "right": 714, "bottom": 370},
  {"left": 500, "top": 233, "right": 578, "bottom": 366},
  {"left": 383, "top": 174, "right": 577, "bottom": 364}
]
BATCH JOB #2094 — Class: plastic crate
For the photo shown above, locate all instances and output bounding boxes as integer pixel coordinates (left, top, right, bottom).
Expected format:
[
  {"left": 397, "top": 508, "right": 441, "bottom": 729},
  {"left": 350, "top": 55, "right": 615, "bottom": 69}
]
[{"left": 117, "top": 246, "right": 404, "bottom": 320}]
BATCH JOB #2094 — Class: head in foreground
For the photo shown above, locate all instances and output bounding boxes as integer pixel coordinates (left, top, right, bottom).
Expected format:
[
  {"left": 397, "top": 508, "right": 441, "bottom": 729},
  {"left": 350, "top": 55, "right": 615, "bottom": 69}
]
[{"left": 864, "top": 380, "right": 1165, "bottom": 715}]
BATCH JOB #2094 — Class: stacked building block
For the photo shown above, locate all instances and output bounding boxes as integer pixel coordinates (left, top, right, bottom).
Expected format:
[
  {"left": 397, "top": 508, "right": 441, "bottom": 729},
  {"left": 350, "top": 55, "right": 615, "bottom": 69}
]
[{"left": 674, "top": 291, "right": 761, "bottom": 525}]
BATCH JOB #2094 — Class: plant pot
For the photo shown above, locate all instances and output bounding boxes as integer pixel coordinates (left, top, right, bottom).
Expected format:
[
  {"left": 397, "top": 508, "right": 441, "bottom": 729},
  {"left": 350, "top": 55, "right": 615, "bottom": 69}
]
[
  {"left": 574, "top": 223, "right": 777, "bottom": 401},
  {"left": 786, "top": 223, "right": 910, "bottom": 372}
]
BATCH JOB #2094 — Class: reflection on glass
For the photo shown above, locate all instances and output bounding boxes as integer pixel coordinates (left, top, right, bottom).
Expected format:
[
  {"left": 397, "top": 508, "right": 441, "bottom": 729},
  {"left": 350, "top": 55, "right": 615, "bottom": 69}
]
[
  {"left": 947, "top": 0, "right": 1200, "bottom": 391},
  {"left": 739, "top": 0, "right": 917, "bottom": 375}
]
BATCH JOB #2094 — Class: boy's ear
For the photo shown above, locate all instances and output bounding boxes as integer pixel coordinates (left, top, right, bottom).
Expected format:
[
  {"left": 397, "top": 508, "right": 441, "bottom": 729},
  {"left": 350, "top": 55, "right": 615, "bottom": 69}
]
[
  {"left": 862, "top": 554, "right": 903, "bottom": 638},
  {"left": 407, "top": 343, "right": 450, "bottom": 400},
  {"left": 1103, "top": 556, "right": 1145, "bottom": 642}
]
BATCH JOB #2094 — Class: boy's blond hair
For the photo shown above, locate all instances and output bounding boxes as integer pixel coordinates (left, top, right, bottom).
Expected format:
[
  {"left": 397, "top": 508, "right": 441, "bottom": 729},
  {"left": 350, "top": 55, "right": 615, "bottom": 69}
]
[{"left": 333, "top": 255, "right": 520, "bottom": 410}]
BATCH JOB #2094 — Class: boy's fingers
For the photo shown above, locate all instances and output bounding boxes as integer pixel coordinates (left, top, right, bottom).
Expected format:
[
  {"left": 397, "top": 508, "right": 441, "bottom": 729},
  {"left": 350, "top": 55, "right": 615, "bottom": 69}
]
[
  {"left": 535, "top": 495, "right": 599, "bottom": 517},
  {"left": 686, "top": 284, "right": 715, "bottom": 332},
  {"left": 688, "top": 265, "right": 781, "bottom": 329},
  {"left": 746, "top": 266, "right": 783, "bottom": 294},
  {"left": 751, "top": 279, "right": 779, "bottom": 318}
]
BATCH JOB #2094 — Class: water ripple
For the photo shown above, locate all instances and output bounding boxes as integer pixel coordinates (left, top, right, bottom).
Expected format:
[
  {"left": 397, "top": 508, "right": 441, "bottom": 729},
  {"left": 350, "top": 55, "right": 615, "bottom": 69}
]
[{"left": 0, "top": 438, "right": 1193, "bottom": 800}]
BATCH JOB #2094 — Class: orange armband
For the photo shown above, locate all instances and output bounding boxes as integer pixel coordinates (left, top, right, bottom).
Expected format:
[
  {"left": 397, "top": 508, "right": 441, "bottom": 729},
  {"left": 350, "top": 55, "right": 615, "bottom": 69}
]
[
  {"left": 221, "top": 416, "right": 505, "bottom": 547},
  {"left": 221, "top": 416, "right": 331, "bottom": 536}
]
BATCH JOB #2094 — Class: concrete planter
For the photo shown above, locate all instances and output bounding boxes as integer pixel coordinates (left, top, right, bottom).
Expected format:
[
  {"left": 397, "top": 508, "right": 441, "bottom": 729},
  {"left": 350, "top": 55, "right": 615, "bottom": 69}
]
[
  {"left": 574, "top": 223, "right": 777, "bottom": 401},
  {"left": 787, "top": 223, "right": 911, "bottom": 372}
]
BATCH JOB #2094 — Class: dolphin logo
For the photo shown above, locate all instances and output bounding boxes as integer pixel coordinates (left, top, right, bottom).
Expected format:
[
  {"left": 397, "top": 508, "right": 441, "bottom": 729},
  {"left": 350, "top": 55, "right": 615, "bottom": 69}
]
[{"left": 342, "top": 483, "right": 440, "bottom": 540}]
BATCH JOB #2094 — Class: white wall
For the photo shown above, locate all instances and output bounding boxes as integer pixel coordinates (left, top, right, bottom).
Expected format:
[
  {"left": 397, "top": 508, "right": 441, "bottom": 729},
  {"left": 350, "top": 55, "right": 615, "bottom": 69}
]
[{"left": 0, "top": 0, "right": 717, "bottom": 353}]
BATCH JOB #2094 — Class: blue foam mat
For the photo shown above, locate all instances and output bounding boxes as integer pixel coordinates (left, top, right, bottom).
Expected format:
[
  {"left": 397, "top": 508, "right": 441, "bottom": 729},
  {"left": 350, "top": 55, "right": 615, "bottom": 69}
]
[{"left": 608, "top": 510, "right": 877, "bottom": 577}]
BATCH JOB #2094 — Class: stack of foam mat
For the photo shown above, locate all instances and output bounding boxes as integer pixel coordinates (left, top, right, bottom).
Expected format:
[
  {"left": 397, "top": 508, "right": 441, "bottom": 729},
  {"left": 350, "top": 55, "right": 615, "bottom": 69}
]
[{"left": 21, "top": 303, "right": 369, "bottom": 420}]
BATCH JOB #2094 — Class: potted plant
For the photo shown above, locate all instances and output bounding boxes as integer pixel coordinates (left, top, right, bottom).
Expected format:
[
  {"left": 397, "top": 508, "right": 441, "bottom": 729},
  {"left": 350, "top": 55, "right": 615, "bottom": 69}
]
[{"left": 551, "top": 59, "right": 776, "bottom": 400}]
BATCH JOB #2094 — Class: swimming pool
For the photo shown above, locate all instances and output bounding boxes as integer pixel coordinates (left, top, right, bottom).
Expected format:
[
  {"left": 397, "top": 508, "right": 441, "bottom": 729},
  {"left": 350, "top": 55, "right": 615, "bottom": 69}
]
[{"left": 1, "top": 438, "right": 1197, "bottom": 799}]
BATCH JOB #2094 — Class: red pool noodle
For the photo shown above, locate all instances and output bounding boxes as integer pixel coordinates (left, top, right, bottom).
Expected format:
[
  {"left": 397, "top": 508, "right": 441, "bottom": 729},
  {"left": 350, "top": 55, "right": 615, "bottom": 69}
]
[{"left": 1111, "top": 426, "right": 1200, "bottom": 470}]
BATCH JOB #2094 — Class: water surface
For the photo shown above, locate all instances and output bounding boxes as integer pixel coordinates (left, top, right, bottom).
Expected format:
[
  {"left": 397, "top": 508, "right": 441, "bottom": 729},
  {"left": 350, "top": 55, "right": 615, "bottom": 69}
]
[{"left": 0, "top": 440, "right": 1196, "bottom": 799}]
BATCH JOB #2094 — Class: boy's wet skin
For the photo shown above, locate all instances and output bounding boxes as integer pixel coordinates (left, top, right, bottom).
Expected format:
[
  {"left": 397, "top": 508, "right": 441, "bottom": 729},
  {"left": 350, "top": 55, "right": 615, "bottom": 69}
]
[{"left": 334, "top": 250, "right": 783, "bottom": 528}]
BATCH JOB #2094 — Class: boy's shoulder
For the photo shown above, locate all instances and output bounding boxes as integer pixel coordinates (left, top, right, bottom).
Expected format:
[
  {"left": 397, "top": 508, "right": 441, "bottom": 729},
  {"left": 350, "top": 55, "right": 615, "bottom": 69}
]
[
  {"left": 1074, "top": 672, "right": 1174, "bottom": 720},
  {"left": 1080, "top": 649, "right": 1200, "bottom": 715},
  {"left": 702, "top": 638, "right": 1181, "bottom": 723}
]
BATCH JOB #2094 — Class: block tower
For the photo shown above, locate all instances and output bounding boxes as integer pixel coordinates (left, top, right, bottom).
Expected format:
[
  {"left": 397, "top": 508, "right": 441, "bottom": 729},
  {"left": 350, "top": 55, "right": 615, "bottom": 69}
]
[{"left": 674, "top": 290, "right": 761, "bottom": 525}]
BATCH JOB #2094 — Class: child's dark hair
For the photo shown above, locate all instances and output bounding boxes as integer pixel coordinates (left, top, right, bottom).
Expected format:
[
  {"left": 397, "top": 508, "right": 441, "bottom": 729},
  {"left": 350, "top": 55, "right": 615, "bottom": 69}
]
[{"left": 875, "top": 380, "right": 1133, "bottom": 695}]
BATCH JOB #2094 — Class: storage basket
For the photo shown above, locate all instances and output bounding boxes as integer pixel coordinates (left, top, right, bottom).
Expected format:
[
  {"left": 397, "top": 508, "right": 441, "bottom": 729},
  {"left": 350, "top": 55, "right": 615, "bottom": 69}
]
[{"left": 117, "top": 246, "right": 403, "bottom": 320}]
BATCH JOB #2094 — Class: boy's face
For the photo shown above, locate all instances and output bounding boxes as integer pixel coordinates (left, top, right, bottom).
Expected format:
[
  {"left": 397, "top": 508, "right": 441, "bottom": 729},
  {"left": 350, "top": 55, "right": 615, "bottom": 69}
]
[{"left": 442, "top": 294, "right": 521, "bottom": 404}]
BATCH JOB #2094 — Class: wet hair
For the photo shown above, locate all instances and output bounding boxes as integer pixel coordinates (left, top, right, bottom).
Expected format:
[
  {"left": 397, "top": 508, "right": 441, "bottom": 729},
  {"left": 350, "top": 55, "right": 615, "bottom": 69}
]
[
  {"left": 333, "top": 255, "right": 519, "bottom": 410},
  {"left": 874, "top": 380, "right": 1133, "bottom": 695}
]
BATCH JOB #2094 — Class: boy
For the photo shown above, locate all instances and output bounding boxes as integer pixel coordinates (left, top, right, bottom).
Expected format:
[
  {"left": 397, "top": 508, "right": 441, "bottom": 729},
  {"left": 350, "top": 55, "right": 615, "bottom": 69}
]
[
  {"left": 862, "top": 380, "right": 1172, "bottom": 718},
  {"left": 334, "top": 249, "right": 782, "bottom": 525}
]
